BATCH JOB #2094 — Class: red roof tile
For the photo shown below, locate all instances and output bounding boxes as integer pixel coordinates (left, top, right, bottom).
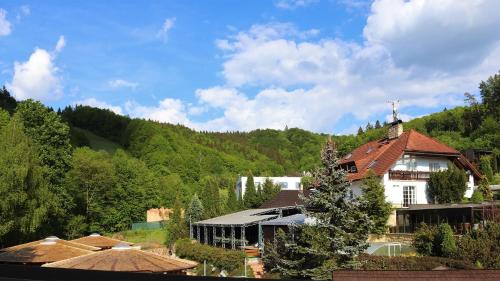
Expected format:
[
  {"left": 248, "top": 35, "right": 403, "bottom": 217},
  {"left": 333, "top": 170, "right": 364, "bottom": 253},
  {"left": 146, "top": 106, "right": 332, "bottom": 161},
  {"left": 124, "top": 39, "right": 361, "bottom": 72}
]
[{"left": 340, "top": 129, "right": 481, "bottom": 181}]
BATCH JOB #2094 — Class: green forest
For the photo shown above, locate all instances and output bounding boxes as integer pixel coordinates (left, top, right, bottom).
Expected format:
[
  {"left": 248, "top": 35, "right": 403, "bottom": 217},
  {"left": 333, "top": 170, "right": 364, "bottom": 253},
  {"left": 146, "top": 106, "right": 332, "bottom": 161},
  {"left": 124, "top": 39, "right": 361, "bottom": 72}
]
[{"left": 0, "top": 72, "right": 499, "bottom": 248}]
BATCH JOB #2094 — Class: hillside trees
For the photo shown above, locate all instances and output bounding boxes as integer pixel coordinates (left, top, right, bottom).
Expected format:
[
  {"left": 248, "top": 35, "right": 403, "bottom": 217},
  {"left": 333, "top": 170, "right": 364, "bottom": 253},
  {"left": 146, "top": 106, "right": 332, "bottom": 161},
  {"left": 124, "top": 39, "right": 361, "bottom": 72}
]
[
  {"left": 0, "top": 116, "right": 54, "bottom": 245},
  {"left": 200, "top": 176, "right": 221, "bottom": 219},
  {"left": 165, "top": 196, "right": 187, "bottom": 248}
]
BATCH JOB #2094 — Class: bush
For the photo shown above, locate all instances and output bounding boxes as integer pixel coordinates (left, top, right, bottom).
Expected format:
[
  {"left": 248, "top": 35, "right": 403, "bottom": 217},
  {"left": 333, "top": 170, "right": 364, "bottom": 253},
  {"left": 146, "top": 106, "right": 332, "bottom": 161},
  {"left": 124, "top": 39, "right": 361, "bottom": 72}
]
[
  {"left": 358, "top": 254, "right": 475, "bottom": 270},
  {"left": 470, "top": 189, "right": 484, "bottom": 203},
  {"left": 412, "top": 223, "right": 436, "bottom": 256},
  {"left": 435, "top": 223, "right": 456, "bottom": 257},
  {"left": 455, "top": 223, "right": 500, "bottom": 269},
  {"left": 175, "top": 238, "right": 245, "bottom": 271}
]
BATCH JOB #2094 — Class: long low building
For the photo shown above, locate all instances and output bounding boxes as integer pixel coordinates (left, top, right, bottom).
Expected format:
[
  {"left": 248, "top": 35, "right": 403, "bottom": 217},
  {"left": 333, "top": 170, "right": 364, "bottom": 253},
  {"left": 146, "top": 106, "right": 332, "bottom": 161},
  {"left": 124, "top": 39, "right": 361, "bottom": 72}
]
[{"left": 191, "top": 207, "right": 301, "bottom": 249}]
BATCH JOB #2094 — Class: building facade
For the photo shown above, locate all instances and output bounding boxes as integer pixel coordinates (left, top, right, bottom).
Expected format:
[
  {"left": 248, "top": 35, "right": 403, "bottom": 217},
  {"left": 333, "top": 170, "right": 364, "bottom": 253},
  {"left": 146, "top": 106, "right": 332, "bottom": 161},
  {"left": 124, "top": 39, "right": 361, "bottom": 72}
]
[{"left": 236, "top": 176, "right": 302, "bottom": 199}]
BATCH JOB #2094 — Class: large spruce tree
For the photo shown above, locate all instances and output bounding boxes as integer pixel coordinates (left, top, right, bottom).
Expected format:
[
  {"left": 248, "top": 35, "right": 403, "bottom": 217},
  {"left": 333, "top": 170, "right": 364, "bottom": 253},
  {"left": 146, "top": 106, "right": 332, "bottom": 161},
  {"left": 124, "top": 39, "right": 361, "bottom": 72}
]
[
  {"left": 244, "top": 174, "right": 259, "bottom": 208},
  {"left": 185, "top": 193, "right": 204, "bottom": 224},
  {"left": 269, "top": 138, "right": 371, "bottom": 279}
]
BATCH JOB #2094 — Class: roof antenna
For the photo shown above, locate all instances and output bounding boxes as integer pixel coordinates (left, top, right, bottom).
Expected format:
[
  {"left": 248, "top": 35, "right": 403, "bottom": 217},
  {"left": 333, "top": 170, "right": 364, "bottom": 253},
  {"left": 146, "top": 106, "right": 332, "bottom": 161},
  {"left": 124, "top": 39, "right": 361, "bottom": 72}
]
[{"left": 387, "top": 99, "right": 400, "bottom": 122}]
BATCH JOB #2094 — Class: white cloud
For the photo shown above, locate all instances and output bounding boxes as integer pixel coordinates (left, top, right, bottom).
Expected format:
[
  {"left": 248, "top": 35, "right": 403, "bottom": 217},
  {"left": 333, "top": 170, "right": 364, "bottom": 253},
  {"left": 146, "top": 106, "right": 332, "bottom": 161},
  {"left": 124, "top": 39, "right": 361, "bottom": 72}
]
[
  {"left": 119, "top": 0, "right": 500, "bottom": 133},
  {"left": 275, "top": 0, "right": 318, "bottom": 9},
  {"left": 20, "top": 5, "right": 30, "bottom": 16},
  {"left": 156, "top": 17, "right": 176, "bottom": 41},
  {"left": 125, "top": 98, "right": 192, "bottom": 126},
  {"left": 108, "top": 79, "right": 138, "bottom": 90},
  {"left": 7, "top": 36, "right": 66, "bottom": 101},
  {"left": 75, "top": 98, "right": 123, "bottom": 115},
  {"left": 0, "top": 9, "right": 12, "bottom": 36},
  {"left": 364, "top": 0, "right": 500, "bottom": 70}
]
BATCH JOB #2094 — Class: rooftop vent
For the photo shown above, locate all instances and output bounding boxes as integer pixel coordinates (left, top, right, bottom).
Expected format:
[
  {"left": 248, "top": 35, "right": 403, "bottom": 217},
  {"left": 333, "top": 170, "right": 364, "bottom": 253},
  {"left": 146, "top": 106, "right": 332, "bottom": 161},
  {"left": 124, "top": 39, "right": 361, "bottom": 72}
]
[
  {"left": 44, "top": 236, "right": 60, "bottom": 242},
  {"left": 89, "top": 233, "right": 101, "bottom": 237},
  {"left": 112, "top": 243, "right": 132, "bottom": 251},
  {"left": 40, "top": 241, "right": 57, "bottom": 245}
]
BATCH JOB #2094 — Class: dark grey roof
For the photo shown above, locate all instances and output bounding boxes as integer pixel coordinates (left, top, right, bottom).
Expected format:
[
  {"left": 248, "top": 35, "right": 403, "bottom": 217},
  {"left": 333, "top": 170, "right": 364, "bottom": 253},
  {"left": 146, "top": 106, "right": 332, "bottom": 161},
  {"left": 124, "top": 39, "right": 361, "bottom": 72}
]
[
  {"left": 193, "top": 208, "right": 278, "bottom": 226},
  {"left": 260, "top": 214, "right": 306, "bottom": 226}
]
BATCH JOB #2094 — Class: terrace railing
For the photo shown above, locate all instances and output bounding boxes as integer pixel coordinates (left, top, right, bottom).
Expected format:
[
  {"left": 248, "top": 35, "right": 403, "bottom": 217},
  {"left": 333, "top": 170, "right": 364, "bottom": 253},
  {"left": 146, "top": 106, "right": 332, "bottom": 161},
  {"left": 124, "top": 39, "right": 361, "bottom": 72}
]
[{"left": 388, "top": 170, "right": 431, "bottom": 181}]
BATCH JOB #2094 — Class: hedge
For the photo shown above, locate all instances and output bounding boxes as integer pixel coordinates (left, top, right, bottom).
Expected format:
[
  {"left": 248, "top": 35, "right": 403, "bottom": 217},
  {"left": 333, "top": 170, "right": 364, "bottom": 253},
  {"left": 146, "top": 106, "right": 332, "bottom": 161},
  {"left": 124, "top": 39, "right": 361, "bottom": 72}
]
[
  {"left": 358, "top": 254, "right": 476, "bottom": 270},
  {"left": 175, "top": 239, "right": 246, "bottom": 271}
]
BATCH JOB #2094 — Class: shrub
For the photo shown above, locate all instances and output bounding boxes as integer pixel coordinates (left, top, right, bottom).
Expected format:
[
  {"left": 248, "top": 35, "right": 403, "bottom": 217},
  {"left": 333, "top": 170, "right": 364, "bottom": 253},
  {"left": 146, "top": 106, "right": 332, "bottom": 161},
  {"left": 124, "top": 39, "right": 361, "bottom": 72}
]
[
  {"left": 435, "top": 223, "right": 456, "bottom": 257},
  {"left": 175, "top": 238, "right": 245, "bottom": 272},
  {"left": 455, "top": 223, "right": 500, "bottom": 269},
  {"left": 412, "top": 223, "right": 436, "bottom": 256},
  {"left": 470, "top": 189, "right": 484, "bottom": 203},
  {"left": 358, "top": 254, "right": 475, "bottom": 270}
]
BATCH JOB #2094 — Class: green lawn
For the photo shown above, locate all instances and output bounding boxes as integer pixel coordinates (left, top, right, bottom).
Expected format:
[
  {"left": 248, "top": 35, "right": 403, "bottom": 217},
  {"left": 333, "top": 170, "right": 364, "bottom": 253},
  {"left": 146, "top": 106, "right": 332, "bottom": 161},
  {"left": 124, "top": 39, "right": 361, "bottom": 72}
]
[
  {"left": 74, "top": 127, "right": 122, "bottom": 153},
  {"left": 113, "top": 228, "right": 166, "bottom": 246}
]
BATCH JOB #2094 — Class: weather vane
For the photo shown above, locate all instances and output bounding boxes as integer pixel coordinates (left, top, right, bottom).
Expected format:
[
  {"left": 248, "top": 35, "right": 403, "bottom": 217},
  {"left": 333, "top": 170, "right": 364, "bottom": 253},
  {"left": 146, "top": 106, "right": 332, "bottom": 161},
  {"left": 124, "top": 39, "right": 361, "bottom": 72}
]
[{"left": 387, "top": 99, "right": 400, "bottom": 122}]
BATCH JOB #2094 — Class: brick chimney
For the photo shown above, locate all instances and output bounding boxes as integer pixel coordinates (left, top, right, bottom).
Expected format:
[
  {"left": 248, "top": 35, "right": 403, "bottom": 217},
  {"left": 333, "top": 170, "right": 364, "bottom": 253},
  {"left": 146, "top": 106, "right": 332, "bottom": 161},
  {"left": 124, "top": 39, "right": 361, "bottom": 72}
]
[{"left": 388, "top": 119, "right": 403, "bottom": 139}]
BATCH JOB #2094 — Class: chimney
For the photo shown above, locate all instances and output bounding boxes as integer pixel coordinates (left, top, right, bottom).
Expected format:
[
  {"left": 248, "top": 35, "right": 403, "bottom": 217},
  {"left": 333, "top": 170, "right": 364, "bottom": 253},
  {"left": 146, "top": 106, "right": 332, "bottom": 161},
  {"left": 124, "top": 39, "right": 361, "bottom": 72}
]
[{"left": 388, "top": 119, "right": 403, "bottom": 139}]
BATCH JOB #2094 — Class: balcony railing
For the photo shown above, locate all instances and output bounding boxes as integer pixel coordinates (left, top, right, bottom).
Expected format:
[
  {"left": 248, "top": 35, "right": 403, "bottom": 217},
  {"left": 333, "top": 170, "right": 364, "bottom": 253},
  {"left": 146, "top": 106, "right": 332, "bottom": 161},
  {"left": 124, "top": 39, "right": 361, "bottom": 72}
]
[{"left": 388, "top": 170, "right": 431, "bottom": 181}]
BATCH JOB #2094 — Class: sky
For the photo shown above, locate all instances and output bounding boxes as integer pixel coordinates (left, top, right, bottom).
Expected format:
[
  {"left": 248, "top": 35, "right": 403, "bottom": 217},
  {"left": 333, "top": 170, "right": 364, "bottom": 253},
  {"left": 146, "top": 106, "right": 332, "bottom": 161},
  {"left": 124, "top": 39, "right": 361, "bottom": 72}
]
[{"left": 0, "top": 0, "right": 499, "bottom": 134}]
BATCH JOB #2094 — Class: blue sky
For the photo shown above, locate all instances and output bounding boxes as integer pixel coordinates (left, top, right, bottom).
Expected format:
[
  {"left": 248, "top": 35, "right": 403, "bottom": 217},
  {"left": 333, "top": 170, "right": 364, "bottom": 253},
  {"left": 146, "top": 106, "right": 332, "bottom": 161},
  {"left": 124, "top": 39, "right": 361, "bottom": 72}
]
[{"left": 1, "top": 0, "right": 499, "bottom": 134}]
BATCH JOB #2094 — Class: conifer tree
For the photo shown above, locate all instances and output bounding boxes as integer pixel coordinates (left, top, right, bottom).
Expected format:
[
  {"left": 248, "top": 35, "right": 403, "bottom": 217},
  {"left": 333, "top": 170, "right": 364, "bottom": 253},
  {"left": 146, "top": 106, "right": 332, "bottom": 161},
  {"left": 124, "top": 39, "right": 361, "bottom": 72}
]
[
  {"left": 244, "top": 174, "right": 259, "bottom": 208},
  {"left": 270, "top": 139, "right": 371, "bottom": 279},
  {"left": 185, "top": 194, "right": 204, "bottom": 225},
  {"left": 357, "top": 127, "right": 363, "bottom": 135},
  {"left": 374, "top": 120, "right": 381, "bottom": 129},
  {"left": 359, "top": 170, "right": 392, "bottom": 235},
  {"left": 165, "top": 196, "right": 187, "bottom": 248},
  {"left": 200, "top": 176, "right": 221, "bottom": 218},
  {"left": 226, "top": 187, "right": 239, "bottom": 212},
  {"left": 262, "top": 178, "right": 281, "bottom": 204}
]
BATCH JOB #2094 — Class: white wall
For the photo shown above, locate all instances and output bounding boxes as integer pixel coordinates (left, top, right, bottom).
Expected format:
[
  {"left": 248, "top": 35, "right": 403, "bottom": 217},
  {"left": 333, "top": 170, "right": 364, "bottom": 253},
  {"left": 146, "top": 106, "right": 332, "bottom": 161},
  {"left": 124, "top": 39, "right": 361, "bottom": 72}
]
[
  {"left": 350, "top": 154, "right": 476, "bottom": 207},
  {"left": 236, "top": 176, "right": 302, "bottom": 199}
]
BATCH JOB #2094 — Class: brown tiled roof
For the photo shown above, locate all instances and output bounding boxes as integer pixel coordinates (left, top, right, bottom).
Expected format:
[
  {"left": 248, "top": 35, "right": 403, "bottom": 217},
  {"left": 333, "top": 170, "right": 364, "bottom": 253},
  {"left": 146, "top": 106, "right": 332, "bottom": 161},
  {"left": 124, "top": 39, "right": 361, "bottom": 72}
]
[
  {"left": 260, "top": 190, "right": 310, "bottom": 208},
  {"left": 0, "top": 237, "right": 100, "bottom": 252},
  {"left": 0, "top": 238, "right": 94, "bottom": 264},
  {"left": 42, "top": 246, "right": 197, "bottom": 273},
  {"left": 71, "top": 234, "right": 133, "bottom": 249},
  {"left": 340, "top": 129, "right": 481, "bottom": 181},
  {"left": 331, "top": 270, "right": 500, "bottom": 281}
]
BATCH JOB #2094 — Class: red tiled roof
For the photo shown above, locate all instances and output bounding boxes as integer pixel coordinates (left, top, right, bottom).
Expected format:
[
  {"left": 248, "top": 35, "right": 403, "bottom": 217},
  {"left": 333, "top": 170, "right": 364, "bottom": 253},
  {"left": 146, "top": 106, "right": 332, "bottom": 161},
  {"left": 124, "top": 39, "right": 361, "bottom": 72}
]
[{"left": 340, "top": 129, "right": 481, "bottom": 181}]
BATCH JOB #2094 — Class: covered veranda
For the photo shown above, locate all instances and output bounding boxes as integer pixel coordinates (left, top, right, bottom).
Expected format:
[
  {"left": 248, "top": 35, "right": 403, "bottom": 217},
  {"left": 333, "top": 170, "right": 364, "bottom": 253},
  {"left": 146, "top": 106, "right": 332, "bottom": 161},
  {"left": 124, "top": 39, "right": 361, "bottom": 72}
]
[{"left": 191, "top": 208, "right": 290, "bottom": 249}]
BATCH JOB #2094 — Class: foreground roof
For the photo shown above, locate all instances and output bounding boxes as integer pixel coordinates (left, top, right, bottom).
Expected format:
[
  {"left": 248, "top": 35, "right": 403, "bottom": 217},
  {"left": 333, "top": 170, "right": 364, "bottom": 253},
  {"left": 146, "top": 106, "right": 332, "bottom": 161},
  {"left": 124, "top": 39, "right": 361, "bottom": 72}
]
[
  {"left": 42, "top": 245, "right": 197, "bottom": 272},
  {"left": 71, "top": 234, "right": 133, "bottom": 249},
  {"left": 0, "top": 236, "right": 100, "bottom": 252},
  {"left": 0, "top": 237, "right": 95, "bottom": 264},
  {"left": 340, "top": 129, "right": 481, "bottom": 181},
  {"left": 332, "top": 270, "right": 500, "bottom": 281},
  {"left": 193, "top": 208, "right": 278, "bottom": 226}
]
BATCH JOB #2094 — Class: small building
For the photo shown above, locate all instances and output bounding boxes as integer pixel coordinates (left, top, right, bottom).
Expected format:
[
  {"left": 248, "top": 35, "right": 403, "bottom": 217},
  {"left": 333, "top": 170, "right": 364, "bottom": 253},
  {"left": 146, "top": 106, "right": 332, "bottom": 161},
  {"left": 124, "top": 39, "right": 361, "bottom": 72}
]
[
  {"left": 42, "top": 243, "right": 197, "bottom": 275},
  {"left": 236, "top": 176, "right": 302, "bottom": 199},
  {"left": 0, "top": 236, "right": 96, "bottom": 265},
  {"left": 146, "top": 207, "right": 173, "bottom": 222},
  {"left": 71, "top": 233, "right": 133, "bottom": 250},
  {"left": 260, "top": 214, "right": 306, "bottom": 247}
]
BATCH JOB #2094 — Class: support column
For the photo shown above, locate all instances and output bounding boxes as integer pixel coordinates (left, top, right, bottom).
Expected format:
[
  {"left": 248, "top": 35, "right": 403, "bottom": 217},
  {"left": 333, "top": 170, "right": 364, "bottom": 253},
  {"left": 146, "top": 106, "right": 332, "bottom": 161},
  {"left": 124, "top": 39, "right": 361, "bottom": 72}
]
[
  {"left": 213, "top": 227, "right": 217, "bottom": 246},
  {"left": 189, "top": 219, "right": 193, "bottom": 239},
  {"left": 231, "top": 226, "right": 235, "bottom": 249},
  {"left": 204, "top": 226, "right": 208, "bottom": 244},
  {"left": 197, "top": 225, "right": 201, "bottom": 242},
  {"left": 221, "top": 227, "right": 226, "bottom": 249},
  {"left": 241, "top": 227, "right": 246, "bottom": 247},
  {"left": 258, "top": 223, "right": 263, "bottom": 250}
]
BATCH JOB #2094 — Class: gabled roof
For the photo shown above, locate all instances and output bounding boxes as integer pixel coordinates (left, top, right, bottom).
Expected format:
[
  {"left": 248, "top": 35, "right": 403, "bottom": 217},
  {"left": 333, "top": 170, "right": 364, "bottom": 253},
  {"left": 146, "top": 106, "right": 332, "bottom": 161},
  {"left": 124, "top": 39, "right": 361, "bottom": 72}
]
[
  {"left": 260, "top": 190, "right": 310, "bottom": 208},
  {"left": 0, "top": 237, "right": 100, "bottom": 252},
  {"left": 192, "top": 208, "right": 278, "bottom": 226},
  {"left": 340, "top": 129, "right": 481, "bottom": 181}
]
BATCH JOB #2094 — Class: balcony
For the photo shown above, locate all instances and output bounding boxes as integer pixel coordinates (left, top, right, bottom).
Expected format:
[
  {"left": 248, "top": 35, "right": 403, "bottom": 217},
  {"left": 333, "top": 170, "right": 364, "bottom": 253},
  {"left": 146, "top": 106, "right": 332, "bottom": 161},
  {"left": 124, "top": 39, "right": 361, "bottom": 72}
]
[{"left": 388, "top": 170, "right": 431, "bottom": 181}]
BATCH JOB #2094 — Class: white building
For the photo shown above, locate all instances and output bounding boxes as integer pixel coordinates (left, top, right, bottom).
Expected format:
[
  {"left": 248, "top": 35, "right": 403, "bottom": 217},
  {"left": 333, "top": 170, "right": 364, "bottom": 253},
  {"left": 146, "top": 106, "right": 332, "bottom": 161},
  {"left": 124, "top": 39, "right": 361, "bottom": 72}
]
[
  {"left": 340, "top": 120, "right": 482, "bottom": 209},
  {"left": 236, "top": 176, "right": 302, "bottom": 199}
]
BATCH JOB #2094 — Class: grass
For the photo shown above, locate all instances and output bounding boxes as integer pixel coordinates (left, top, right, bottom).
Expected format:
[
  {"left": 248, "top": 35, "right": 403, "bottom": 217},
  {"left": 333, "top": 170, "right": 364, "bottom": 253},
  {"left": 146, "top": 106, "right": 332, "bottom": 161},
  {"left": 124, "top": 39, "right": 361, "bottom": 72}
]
[
  {"left": 112, "top": 228, "right": 166, "bottom": 246},
  {"left": 74, "top": 127, "right": 122, "bottom": 153}
]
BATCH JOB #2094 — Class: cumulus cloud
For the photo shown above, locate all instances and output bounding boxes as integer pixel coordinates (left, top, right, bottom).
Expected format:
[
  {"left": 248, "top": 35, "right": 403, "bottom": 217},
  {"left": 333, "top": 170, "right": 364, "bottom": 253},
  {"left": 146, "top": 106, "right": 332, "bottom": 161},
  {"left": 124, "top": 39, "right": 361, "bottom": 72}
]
[
  {"left": 156, "top": 17, "right": 176, "bottom": 41},
  {"left": 123, "top": 0, "right": 500, "bottom": 133},
  {"left": 125, "top": 98, "right": 192, "bottom": 126},
  {"left": 75, "top": 98, "right": 123, "bottom": 115},
  {"left": 0, "top": 9, "right": 11, "bottom": 36},
  {"left": 7, "top": 36, "right": 68, "bottom": 101},
  {"left": 108, "top": 79, "right": 138, "bottom": 90},
  {"left": 275, "top": 0, "right": 318, "bottom": 9}
]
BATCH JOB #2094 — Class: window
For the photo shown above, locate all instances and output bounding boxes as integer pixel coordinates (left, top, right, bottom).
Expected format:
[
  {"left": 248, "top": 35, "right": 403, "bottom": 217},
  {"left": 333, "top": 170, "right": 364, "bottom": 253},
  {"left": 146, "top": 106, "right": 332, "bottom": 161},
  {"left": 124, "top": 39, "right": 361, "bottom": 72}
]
[
  {"left": 350, "top": 166, "right": 357, "bottom": 173},
  {"left": 278, "top": 182, "right": 288, "bottom": 189},
  {"left": 403, "top": 155, "right": 417, "bottom": 171},
  {"left": 403, "top": 186, "right": 416, "bottom": 207},
  {"left": 429, "top": 162, "right": 440, "bottom": 172},
  {"left": 295, "top": 182, "right": 301, "bottom": 189}
]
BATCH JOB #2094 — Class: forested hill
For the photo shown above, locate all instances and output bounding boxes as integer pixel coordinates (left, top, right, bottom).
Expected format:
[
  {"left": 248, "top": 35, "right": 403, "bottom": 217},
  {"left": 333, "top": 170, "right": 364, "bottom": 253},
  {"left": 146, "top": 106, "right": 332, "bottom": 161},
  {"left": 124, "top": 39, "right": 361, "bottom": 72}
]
[{"left": 0, "top": 72, "right": 498, "bottom": 244}]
